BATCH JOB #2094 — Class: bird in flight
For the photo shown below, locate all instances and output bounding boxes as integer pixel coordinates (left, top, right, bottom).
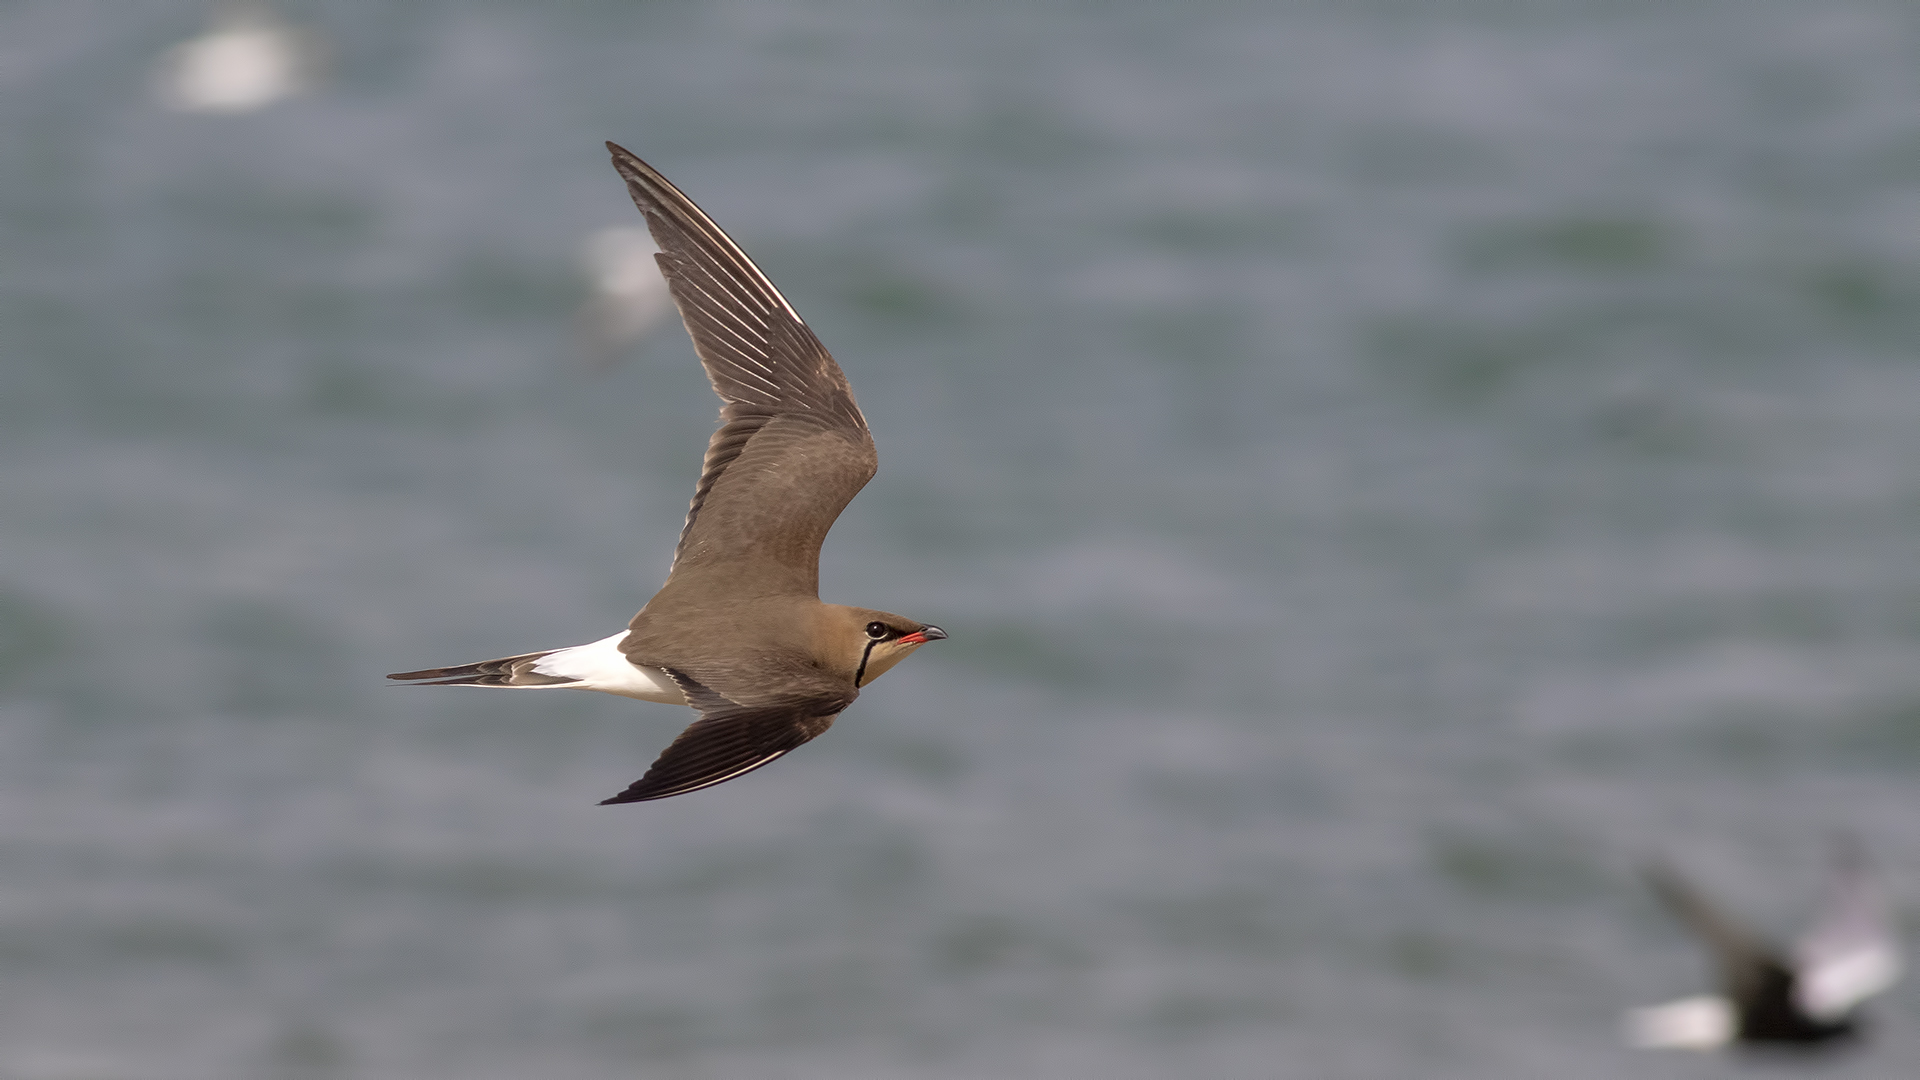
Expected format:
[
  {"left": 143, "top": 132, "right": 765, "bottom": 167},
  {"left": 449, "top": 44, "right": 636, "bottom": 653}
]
[
  {"left": 389, "top": 143, "right": 946, "bottom": 804},
  {"left": 1623, "top": 839, "right": 1902, "bottom": 1053}
]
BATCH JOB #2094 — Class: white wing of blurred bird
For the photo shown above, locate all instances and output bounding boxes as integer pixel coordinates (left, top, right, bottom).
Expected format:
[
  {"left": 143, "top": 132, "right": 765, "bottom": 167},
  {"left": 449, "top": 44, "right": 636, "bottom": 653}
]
[
  {"left": 153, "top": 2, "right": 322, "bottom": 114},
  {"left": 578, "top": 225, "right": 675, "bottom": 368},
  {"left": 1791, "top": 838, "right": 1903, "bottom": 1022}
]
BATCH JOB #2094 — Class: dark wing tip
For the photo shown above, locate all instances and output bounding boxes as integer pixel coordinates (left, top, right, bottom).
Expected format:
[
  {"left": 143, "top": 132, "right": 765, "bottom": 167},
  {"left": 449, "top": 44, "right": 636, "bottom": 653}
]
[
  {"left": 595, "top": 677, "right": 843, "bottom": 805},
  {"left": 387, "top": 667, "right": 473, "bottom": 683},
  {"left": 605, "top": 141, "right": 658, "bottom": 191},
  {"left": 595, "top": 746, "right": 798, "bottom": 805}
]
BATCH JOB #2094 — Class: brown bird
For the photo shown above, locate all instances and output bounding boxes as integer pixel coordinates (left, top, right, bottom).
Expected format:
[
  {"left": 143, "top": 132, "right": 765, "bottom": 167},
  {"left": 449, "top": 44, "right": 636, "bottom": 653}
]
[{"left": 389, "top": 143, "right": 946, "bottom": 804}]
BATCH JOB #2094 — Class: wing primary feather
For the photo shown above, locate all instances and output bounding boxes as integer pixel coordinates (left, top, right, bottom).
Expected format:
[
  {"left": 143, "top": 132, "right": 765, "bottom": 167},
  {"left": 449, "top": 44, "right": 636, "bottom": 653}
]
[
  {"left": 598, "top": 717, "right": 803, "bottom": 803},
  {"left": 1645, "top": 861, "right": 1784, "bottom": 1005},
  {"left": 597, "top": 669, "right": 850, "bottom": 804},
  {"left": 604, "top": 142, "right": 877, "bottom": 581}
]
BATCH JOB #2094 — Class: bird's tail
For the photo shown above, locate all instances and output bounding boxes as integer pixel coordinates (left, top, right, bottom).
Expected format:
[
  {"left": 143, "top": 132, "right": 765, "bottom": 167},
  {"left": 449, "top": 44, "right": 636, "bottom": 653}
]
[{"left": 387, "top": 650, "right": 572, "bottom": 688}]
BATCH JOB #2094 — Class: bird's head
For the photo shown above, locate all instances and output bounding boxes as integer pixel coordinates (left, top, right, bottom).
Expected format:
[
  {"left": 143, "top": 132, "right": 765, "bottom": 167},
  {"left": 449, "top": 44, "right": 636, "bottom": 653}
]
[{"left": 825, "top": 606, "right": 946, "bottom": 688}]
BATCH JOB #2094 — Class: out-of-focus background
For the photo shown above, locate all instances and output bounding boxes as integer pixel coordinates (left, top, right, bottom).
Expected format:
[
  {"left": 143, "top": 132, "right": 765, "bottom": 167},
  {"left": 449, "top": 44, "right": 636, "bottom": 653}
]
[{"left": 4, "top": 1, "right": 1920, "bottom": 1076}]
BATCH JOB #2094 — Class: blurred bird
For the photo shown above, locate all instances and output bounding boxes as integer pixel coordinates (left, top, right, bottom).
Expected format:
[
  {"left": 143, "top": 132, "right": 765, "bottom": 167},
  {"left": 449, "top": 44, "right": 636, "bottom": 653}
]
[
  {"left": 152, "top": 2, "right": 322, "bottom": 114},
  {"left": 389, "top": 144, "right": 946, "bottom": 804},
  {"left": 1624, "top": 839, "right": 1902, "bottom": 1053},
  {"left": 577, "top": 226, "right": 675, "bottom": 369}
]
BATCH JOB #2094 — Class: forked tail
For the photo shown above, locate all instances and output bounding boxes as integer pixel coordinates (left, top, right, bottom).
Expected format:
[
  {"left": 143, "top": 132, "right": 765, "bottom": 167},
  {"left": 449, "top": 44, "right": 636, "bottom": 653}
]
[{"left": 387, "top": 649, "right": 569, "bottom": 687}]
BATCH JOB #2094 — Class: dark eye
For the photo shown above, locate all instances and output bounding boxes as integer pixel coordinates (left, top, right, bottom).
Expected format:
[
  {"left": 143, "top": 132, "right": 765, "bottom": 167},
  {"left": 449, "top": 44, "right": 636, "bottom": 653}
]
[{"left": 865, "top": 621, "right": 889, "bottom": 640}]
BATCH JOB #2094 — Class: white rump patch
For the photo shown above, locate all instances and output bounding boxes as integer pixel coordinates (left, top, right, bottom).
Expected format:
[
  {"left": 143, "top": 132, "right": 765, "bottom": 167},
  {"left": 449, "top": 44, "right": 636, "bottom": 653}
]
[{"left": 530, "top": 631, "right": 685, "bottom": 704}]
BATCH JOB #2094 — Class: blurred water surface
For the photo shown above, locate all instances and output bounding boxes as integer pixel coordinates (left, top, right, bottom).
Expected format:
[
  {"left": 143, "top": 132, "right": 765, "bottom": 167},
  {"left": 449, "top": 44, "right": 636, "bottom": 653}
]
[{"left": 6, "top": 1, "right": 1920, "bottom": 1077}]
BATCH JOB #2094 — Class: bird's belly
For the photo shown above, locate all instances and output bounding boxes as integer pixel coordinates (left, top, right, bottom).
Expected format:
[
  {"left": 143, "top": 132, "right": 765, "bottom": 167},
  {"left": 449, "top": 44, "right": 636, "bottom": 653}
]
[{"left": 530, "top": 631, "right": 686, "bottom": 704}]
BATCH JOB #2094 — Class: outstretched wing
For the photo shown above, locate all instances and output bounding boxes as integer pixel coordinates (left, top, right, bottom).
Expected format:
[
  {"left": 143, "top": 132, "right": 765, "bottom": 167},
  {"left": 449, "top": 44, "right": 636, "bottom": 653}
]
[
  {"left": 607, "top": 143, "right": 876, "bottom": 601},
  {"left": 598, "top": 669, "right": 853, "bottom": 804},
  {"left": 1645, "top": 861, "right": 1788, "bottom": 1006},
  {"left": 1794, "top": 838, "right": 1903, "bottom": 1019}
]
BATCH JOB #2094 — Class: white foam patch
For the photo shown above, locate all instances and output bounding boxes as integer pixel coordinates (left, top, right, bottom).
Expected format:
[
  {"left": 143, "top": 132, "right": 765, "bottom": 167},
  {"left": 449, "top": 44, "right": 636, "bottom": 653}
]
[{"left": 152, "top": 10, "right": 317, "bottom": 114}]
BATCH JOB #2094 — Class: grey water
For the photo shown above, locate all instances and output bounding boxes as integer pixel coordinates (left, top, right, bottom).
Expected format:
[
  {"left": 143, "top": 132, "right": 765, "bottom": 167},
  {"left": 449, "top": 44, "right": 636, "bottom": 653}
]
[{"left": 4, "top": 1, "right": 1920, "bottom": 1076}]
